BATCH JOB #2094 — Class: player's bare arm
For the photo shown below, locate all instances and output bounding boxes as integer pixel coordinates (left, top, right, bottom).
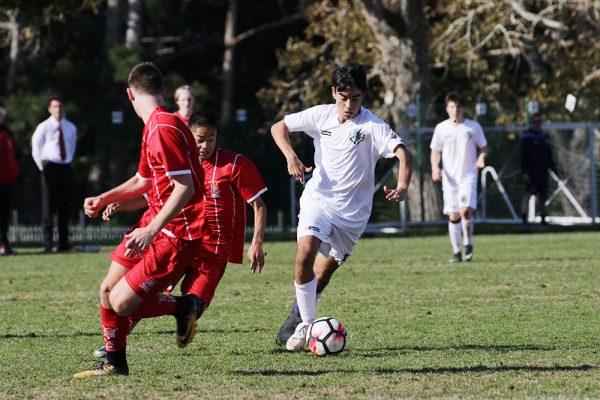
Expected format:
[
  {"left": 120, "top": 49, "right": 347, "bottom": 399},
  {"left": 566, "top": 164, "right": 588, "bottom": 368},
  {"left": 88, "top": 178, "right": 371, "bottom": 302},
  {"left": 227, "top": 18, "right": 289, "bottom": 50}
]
[
  {"left": 124, "top": 173, "right": 195, "bottom": 258},
  {"left": 102, "top": 196, "right": 148, "bottom": 221},
  {"left": 430, "top": 149, "right": 443, "bottom": 182},
  {"left": 271, "top": 119, "right": 313, "bottom": 183},
  {"left": 247, "top": 196, "right": 267, "bottom": 273},
  {"left": 84, "top": 175, "right": 151, "bottom": 218},
  {"left": 476, "top": 145, "right": 489, "bottom": 170},
  {"left": 384, "top": 144, "right": 413, "bottom": 202}
]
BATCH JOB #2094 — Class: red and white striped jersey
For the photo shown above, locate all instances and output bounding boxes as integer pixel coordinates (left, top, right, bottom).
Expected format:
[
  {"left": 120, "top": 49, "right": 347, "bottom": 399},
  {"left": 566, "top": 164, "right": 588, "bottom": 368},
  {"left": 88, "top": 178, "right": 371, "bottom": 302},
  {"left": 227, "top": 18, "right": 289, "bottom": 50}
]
[
  {"left": 201, "top": 148, "right": 267, "bottom": 263},
  {"left": 136, "top": 106, "right": 205, "bottom": 240}
]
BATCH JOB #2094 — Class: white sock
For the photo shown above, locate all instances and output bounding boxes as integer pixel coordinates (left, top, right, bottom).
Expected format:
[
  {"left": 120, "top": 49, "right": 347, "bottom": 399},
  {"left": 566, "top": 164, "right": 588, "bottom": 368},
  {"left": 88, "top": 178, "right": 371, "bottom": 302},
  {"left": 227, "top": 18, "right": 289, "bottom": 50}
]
[
  {"left": 462, "top": 218, "right": 474, "bottom": 246},
  {"left": 448, "top": 220, "right": 462, "bottom": 253},
  {"left": 295, "top": 277, "right": 317, "bottom": 325}
]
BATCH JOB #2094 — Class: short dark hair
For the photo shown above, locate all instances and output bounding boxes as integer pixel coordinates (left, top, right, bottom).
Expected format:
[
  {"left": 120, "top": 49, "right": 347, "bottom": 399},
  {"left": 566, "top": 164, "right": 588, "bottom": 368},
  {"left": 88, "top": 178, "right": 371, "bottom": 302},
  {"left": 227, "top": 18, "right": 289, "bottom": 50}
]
[
  {"left": 531, "top": 112, "right": 542, "bottom": 123},
  {"left": 332, "top": 64, "right": 367, "bottom": 93},
  {"left": 445, "top": 91, "right": 464, "bottom": 107},
  {"left": 189, "top": 112, "right": 218, "bottom": 130},
  {"left": 48, "top": 96, "right": 62, "bottom": 107},
  {"left": 127, "top": 62, "right": 163, "bottom": 96}
]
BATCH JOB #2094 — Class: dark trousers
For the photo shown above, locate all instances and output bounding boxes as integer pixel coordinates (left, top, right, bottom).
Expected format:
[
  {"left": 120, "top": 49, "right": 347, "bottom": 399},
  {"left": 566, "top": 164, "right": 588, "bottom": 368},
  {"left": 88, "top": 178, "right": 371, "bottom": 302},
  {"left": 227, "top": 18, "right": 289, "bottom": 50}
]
[
  {"left": 0, "top": 184, "right": 12, "bottom": 246},
  {"left": 41, "top": 162, "right": 73, "bottom": 250}
]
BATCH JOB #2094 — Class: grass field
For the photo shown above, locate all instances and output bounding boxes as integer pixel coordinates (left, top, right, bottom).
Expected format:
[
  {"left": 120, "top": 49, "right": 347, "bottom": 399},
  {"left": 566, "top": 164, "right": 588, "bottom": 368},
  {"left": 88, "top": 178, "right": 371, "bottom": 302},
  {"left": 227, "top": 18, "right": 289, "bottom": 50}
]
[{"left": 1, "top": 231, "right": 600, "bottom": 399}]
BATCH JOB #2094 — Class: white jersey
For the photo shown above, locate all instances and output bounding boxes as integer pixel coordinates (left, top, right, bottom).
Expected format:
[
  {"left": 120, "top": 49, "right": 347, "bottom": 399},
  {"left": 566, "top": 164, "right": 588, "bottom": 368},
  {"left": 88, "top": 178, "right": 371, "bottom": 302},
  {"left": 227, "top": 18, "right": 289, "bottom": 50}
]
[
  {"left": 430, "top": 118, "right": 487, "bottom": 187},
  {"left": 284, "top": 104, "right": 404, "bottom": 232}
]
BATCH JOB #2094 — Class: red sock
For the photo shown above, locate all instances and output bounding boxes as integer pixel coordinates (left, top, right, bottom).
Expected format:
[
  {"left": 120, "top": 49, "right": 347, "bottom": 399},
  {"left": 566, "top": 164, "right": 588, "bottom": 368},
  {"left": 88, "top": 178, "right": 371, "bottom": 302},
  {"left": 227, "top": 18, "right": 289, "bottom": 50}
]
[
  {"left": 129, "top": 293, "right": 177, "bottom": 320},
  {"left": 101, "top": 305, "right": 129, "bottom": 352}
]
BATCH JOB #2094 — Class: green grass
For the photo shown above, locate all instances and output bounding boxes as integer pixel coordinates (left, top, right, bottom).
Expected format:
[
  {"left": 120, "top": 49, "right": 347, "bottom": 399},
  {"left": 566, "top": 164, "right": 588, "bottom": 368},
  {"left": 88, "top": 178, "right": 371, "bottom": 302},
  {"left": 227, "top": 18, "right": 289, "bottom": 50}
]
[{"left": 1, "top": 232, "right": 600, "bottom": 399}]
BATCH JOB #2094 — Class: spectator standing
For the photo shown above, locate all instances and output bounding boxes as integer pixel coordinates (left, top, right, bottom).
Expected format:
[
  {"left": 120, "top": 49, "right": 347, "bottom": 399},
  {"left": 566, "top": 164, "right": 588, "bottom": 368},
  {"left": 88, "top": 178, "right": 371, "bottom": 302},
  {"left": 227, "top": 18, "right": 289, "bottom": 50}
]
[
  {"left": 520, "top": 113, "right": 557, "bottom": 226},
  {"left": 0, "top": 103, "right": 19, "bottom": 256},
  {"left": 31, "top": 97, "right": 77, "bottom": 253},
  {"left": 174, "top": 85, "right": 194, "bottom": 126}
]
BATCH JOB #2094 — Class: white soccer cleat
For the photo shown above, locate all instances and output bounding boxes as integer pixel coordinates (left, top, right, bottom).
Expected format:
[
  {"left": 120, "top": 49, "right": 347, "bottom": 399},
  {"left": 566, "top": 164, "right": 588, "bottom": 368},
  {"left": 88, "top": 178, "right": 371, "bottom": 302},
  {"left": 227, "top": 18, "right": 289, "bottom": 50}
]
[{"left": 285, "top": 322, "right": 310, "bottom": 352}]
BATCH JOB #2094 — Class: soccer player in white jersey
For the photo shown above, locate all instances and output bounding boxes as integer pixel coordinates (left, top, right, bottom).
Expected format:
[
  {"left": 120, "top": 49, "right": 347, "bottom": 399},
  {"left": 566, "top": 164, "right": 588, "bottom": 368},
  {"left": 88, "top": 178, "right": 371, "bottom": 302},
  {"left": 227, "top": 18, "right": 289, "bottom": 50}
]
[
  {"left": 430, "top": 91, "right": 488, "bottom": 263},
  {"left": 271, "top": 64, "right": 413, "bottom": 352}
]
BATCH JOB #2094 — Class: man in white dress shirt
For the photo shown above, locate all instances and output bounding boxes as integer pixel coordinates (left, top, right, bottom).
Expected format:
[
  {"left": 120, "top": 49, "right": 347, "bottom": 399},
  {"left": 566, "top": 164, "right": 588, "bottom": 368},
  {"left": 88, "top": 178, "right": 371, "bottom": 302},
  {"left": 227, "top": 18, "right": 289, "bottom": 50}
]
[
  {"left": 31, "top": 97, "right": 77, "bottom": 253},
  {"left": 430, "top": 92, "right": 488, "bottom": 263},
  {"left": 271, "top": 64, "right": 413, "bottom": 351}
]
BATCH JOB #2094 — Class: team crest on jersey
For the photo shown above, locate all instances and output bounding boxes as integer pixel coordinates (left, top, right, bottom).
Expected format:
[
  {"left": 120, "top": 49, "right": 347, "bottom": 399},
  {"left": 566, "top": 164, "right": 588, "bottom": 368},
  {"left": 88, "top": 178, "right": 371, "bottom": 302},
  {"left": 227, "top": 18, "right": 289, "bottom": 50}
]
[
  {"left": 209, "top": 180, "right": 221, "bottom": 198},
  {"left": 349, "top": 129, "right": 365, "bottom": 144}
]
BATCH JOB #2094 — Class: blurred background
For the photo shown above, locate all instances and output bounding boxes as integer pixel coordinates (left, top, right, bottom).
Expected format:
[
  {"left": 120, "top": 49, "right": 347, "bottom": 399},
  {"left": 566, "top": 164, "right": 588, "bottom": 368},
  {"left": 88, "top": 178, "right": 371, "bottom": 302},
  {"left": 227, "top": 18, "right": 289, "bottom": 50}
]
[{"left": 0, "top": 0, "right": 598, "bottom": 240}]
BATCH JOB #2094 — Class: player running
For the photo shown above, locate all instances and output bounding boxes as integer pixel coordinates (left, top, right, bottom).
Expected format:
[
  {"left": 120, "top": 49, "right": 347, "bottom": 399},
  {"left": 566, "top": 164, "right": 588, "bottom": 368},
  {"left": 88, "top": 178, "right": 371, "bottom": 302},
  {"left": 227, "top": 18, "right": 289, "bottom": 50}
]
[
  {"left": 75, "top": 62, "right": 206, "bottom": 378},
  {"left": 92, "top": 111, "right": 268, "bottom": 359},
  {"left": 271, "top": 63, "right": 413, "bottom": 351},
  {"left": 430, "top": 91, "right": 488, "bottom": 263}
]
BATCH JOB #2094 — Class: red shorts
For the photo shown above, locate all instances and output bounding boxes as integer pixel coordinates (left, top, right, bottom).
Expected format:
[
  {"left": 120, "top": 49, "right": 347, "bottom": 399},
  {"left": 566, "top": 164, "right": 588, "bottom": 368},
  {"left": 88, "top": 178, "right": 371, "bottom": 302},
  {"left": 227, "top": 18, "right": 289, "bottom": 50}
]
[
  {"left": 109, "top": 216, "right": 152, "bottom": 268},
  {"left": 180, "top": 251, "right": 228, "bottom": 307},
  {"left": 124, "top": 233, "right": 202, "bottom": 299}
]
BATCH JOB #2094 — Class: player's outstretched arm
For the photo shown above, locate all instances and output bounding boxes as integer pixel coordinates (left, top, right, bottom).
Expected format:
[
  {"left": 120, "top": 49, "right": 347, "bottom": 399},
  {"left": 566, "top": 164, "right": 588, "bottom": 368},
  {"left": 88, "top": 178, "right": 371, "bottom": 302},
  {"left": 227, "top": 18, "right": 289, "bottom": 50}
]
[
  {"left": 384, "top": 144, "right": 413, "bottom": 202},
  {"left": 101, "top": 196, "right": 148, "bottom": 221},
  {"left": 247, "top": 196, "right": 267, "bottom": 273},
  {"left": 124, "top": 174, "right": 195, "bottom": 258},
  {"left": 270, "top": 119, "right": 312, "bottom": 184},
  {"left": 84, "top": 175, "right": 151, "bottom": 219}
]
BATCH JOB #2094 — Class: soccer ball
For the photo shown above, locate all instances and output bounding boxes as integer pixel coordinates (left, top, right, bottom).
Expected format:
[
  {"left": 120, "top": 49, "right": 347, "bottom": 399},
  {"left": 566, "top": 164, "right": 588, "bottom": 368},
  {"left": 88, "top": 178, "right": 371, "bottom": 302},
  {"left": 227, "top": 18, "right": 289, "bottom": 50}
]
[{"left": 307, "top": 317, "right": 347, "bottom": 356}]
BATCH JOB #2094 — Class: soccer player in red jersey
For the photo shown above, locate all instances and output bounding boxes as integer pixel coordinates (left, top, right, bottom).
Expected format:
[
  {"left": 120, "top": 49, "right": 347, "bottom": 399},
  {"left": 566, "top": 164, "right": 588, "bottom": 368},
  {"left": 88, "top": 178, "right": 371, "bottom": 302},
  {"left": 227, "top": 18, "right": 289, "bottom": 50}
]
[
  {"left": 75, "top": 62, "right": 206, "bottom": 378},
  {"left": 91, "top": 111, "right": 268, "bottom": 359}
]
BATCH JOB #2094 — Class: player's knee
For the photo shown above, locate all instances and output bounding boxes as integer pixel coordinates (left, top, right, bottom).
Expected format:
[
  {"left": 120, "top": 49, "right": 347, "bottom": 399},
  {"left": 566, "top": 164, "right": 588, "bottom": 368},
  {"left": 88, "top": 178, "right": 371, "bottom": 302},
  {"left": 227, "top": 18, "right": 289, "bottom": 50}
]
[{"left": 460, "top": 208, "right": 472, "bottom": 220}]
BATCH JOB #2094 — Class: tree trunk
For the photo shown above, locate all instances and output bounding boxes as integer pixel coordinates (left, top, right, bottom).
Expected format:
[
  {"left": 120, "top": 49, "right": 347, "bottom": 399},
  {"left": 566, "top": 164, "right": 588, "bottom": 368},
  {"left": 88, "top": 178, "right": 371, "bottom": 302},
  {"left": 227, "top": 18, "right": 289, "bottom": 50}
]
[
  {"left": 353, "top": 0, "right": 437, "bottom": 221},
  {"left": 220, "top": 0, "right": 238, "bottom": 146},
  {"left": 125, "top": 0, "right": 142, "bottom": 48},
  {"left": 6, "top": 9, "right": 20, "bottom": 92}
]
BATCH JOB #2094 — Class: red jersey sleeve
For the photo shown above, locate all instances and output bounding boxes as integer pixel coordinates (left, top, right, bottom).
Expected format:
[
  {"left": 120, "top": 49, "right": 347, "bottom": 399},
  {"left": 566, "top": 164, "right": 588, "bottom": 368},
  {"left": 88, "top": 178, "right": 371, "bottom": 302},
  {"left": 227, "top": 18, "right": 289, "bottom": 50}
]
[
  {"left": 230, "top": 155, "right": 267, "bottom": 203},
  {"left": 136, "top": 140, "right": 152, "bottom": 180},
  {"left": 147, "top": 125, "right": 193, "bottom": 177}
]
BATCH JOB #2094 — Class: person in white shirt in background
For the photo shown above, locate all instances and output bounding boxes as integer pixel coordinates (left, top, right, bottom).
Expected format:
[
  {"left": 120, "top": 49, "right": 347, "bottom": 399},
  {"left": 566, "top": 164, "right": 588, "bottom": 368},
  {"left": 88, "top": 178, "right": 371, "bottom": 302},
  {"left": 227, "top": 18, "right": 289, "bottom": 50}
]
[
  {"left": 31, "top": 97, "right": 77, "bottom": 253},
  {"left": 271, "top": 63, "right": 413, "bottom": 352},
  {"left": 430, "top": 91, "right": 488, "bottom": 263}
]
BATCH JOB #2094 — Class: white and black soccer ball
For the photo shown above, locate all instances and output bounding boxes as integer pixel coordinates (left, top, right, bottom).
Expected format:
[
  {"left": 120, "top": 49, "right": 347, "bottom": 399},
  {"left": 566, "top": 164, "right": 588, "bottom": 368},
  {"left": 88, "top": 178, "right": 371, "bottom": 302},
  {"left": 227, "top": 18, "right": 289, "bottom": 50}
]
[{"left": 307, "top": 317, "right": 347, "bottom": 356}]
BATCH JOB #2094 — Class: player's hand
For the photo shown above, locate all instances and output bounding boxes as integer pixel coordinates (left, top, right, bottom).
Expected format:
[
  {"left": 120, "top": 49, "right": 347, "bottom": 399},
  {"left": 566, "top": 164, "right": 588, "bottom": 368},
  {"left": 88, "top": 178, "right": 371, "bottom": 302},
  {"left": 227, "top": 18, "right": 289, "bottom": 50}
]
[
  {"left": 476, "top": 156, "right": 486, "bottom": 170},
  {"left": 83, "top": 196, "right": 104, "bottom": 218},
  {"left": 102, "top": 202, "right": 121, "bottom": 221},
  {"left": 432, "top": 167, "right": 442, "bottom": 182},
  {"left": 287, "top": 156, "right": 313, "bottom": 184},
  {"left": 124, "top": 226, "right": 155, "bottom": 258},
  {"left": 383, "top": 185, "right": 408, "bottom": 202},
  {"left": 247, "top": 243, "right": 265, "bottom": 273}
]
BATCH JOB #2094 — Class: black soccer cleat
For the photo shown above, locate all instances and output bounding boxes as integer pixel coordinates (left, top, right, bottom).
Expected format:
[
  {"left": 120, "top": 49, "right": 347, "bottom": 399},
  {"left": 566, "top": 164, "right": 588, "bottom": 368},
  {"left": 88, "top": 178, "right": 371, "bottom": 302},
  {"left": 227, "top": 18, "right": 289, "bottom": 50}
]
[
  {"left": 175, "top": 294, "right": 204, "bottom": 348},
  {"left": 276, "top": 300, "right": 302, "bottom": 346},
  {"left": 464, "top": 245, "right": 473, "bottom": 261},
  {"left": 73, "top": 361, "right": 129, "bottom": 379},
  {"left": 449, "top": 252, "right": 462, "bottom": 263}
]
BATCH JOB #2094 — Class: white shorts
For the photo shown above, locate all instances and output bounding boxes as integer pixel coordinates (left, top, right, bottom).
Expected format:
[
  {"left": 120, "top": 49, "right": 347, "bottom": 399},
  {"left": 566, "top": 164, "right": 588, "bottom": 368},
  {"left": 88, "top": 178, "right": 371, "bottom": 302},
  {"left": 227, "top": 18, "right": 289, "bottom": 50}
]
[
  {"left": 297, "top": 197, "right": 360, "bottom": 265},
  {"left": 442, "top": 177, "right": 477, "bottom": 215}
]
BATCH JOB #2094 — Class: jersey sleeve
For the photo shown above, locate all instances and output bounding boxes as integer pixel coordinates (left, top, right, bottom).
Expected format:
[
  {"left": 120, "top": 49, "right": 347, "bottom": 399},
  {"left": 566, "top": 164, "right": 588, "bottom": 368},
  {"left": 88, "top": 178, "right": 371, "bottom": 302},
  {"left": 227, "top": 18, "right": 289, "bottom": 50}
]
[
  {"left": 147, "top": 126, "right": 193, "bottom": 177},
  {"left": 230, "top": 155, "right": 268, "bottom": 203},
  {"left": 473, "top": 122, "right": 488, "bottom": 148},
  {"left": 371, "top": 122, "right": 404, "bottom": 159},
  {"left": 283, "top": 105, "right": 328, "bottom": 139},
  {"left": 430, "top": 124, "right": 443, "bottom": 151}
]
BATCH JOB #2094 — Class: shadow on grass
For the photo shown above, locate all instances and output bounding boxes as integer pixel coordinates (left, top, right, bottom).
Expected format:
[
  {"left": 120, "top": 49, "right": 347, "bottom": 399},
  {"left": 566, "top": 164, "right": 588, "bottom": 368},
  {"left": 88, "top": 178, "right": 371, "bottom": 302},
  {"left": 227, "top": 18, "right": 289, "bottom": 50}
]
[
  {"left": 2, "top": 327, "right": 267, "bottom": 339},
  {"left": 232, "top": 364, "right": 597, "bottom": 377},
  {"left": 352, "top": 343, "right": 559, "bottom": 357}
]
